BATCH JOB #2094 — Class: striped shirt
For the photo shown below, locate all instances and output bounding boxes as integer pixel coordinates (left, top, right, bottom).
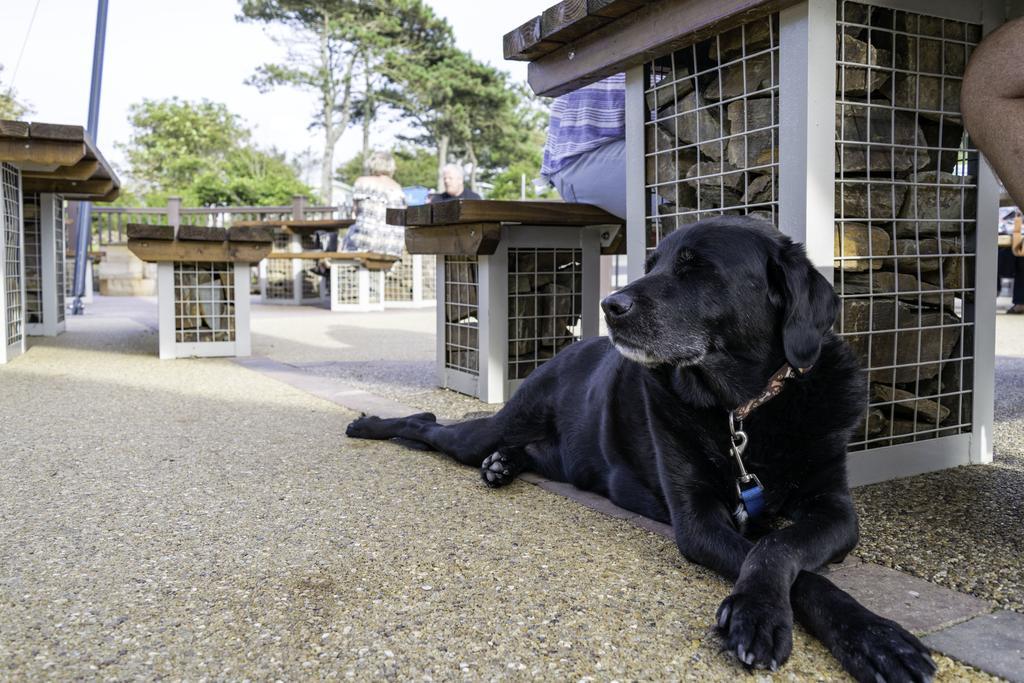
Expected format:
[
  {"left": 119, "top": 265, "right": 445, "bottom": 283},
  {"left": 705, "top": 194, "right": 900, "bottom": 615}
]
[{"left": 541, "top": 73, "right": 626, "bottom": 177}]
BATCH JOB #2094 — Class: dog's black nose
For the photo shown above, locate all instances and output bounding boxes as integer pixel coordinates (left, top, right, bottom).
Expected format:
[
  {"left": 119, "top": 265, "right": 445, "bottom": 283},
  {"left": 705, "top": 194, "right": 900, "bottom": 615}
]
[{"left": 601, "top": 292, "right": 634, "bottom": 319}]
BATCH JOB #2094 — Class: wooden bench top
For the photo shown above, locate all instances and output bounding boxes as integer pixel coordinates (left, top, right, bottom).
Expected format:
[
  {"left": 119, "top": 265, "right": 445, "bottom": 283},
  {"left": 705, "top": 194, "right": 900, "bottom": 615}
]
[
  {"left": 394, "top": 200, "right": 625, "bottom": 256},
  {"left": 126, "top": 222, "right": 275, "bottom": 263},
  {"left": 389, "top": 200, "right": 623, "bottom": 227},
  {"left": 230, "top": 218, "right": 355, "bottom": 233},
  {"left": 325, "top": 252, "right": 400, "bottom": 270}
]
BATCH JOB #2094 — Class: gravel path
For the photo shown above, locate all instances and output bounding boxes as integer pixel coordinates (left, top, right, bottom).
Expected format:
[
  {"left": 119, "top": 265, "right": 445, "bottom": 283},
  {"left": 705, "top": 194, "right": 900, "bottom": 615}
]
[{"left": 0, "top": 297, "right": 1000, "bottom": 680}]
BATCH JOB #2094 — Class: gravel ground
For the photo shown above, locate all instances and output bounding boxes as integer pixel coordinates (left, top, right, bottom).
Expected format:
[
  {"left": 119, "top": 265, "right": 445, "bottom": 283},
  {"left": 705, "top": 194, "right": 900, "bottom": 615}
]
[
  {"left": 0, "top": 301, "right": 963, "bottom": 682},
  {"left": 249, "top": 299, "right": 1024, "bottom": 616},
  {"left": 852, "top": 312, "right": 1024, "bottom": 613}
]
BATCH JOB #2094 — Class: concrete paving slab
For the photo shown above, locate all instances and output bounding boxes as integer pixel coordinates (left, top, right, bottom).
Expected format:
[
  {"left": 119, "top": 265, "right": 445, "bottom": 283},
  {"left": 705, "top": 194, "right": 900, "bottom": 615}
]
[{"left": 925, "top": 611, "right": 1024, "bottom": 682}]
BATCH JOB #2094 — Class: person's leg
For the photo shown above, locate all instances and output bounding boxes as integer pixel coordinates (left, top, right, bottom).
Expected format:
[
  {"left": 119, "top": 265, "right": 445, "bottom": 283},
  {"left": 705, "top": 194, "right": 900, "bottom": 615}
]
[
  {"left": 962, "top": 18, "right": 1024, "bottom": 207},
  {"left": 1012, "top": 255, "right": 1024, "bottom": 312},
  {"left": 547, "top": 139, "right": 626, "bottom": 219}
]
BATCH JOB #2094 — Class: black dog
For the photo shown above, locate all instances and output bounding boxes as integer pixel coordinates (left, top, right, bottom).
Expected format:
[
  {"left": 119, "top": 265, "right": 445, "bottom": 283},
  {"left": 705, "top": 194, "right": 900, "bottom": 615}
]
[{"left": 346, "top": 216, "right": 936, "bottom": 682}]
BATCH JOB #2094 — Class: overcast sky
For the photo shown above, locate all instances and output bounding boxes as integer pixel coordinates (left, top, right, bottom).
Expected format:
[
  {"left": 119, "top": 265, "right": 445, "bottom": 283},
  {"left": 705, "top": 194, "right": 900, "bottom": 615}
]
[{"left": 0, "top": 0, "right": 552, "bottom": 184}]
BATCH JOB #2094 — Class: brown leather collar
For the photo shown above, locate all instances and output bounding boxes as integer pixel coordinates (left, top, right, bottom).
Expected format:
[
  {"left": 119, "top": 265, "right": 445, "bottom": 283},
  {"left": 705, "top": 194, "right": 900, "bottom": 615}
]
[{"left": 733, "top": 364, "right": 809, "bottom": 422}]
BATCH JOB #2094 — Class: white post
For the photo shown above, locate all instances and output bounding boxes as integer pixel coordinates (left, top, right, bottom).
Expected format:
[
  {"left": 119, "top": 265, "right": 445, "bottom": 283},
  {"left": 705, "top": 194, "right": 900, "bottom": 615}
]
[
  {"left": 779, "top": 0, "right": 837, "bottom": 280},
  {"left": 970, "top": 0, "right": 1007, "bottom": 465},
  {"left": 411, "top": 254, "right": 424, "bottom": 305},
  {"left": 233, "top": 261, "right": 252, "bottom": 357},
  {"left": 581, "top": 228, "right": 602, "bottom": 338},
  {"left": 157, "top": 262, "right": 175, "bottom": 359},
  {"left": 435, "top": 256, "right": 447, "bottom": 388},
  {"left": 358, "top": 267, "right": 370, "bottom": 308},
  {"left": 625, "top": 65, "right": 646, "bottom": 283},
  {"left": 39, "top": 194, "right": 64, "bottom": 336},
  {"left": 477, "top": 248, "right": 508, "bottom": 403}
]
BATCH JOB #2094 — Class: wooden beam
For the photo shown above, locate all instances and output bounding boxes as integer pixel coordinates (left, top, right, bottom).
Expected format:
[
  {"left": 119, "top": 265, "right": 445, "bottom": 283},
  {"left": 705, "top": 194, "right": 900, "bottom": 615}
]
[
  {"left": 28, "top": 122, "right": 85, "bottom": 142},
  {"left": 22, "top": 159, "right": 99, "bottom": 182},
  {"left": 127, "top": 239, "right": 272, "bottom": 264},
  {"left": 504, "top": 15, "right": 564, "bottom": 61},
  {"left": 227, "top": 225, "right": 275, "bottom": 243},
  {"left": 430, "top": 199, "right": 623, "bottom": 226},
  {"left": 127, "top": 223, "right": 175, "bottom": 240},
  {"left": 0, "top": 139, "right": 86, "bottom": 167},
  {"left": 268, "top": 251, "right": 401, "bottom": 270},
  {"left": 406, "top": 204, "right": 433, "bottom": 226},
  {"left": 541, "top": 0, "right": 612, "bottom": 43},
  {"left": 0, "top": 120, "right": 29, "bottom": 137},
  {"left": 385, "top": 208, "right": 407, "bottom": 226},
  {"left": 588, "top": 0, "right": 652, "bottom": 18},
  {"left": 527, "top": 0, "right": 795, "bottom": 96},
  {"left": 177, "top": 225, "right": 228, "bottom": 241},
  {"left": 230, "top": 218, "right": 354, "bottom": 231},
  {"left": 22, "top": 177, "right": 113, "bottom": 196},
  {"left": 405, "top": 223, "right": 503, "bottom": 256}
]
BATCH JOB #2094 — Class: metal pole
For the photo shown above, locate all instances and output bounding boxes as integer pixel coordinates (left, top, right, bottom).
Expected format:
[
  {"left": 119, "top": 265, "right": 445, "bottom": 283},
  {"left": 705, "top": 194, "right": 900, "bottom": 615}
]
[{"left": 71, "top": 0, "right": 109, "bottom": 315}]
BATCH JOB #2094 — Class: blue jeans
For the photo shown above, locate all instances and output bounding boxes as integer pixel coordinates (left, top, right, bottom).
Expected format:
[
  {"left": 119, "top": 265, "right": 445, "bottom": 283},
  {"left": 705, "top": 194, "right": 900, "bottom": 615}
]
[{"left": 545, "top": 139, "right": 626, "bottom": 220}]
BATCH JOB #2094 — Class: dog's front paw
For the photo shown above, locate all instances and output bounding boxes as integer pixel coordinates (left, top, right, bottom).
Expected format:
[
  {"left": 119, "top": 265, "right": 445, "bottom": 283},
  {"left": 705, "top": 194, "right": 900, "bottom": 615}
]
[
  {"left": 829, "top": 611, "right": 936, "bottom": 683},
  {"left": 716, "top": 591, "right": 793, "bottom": 671},
  {"left": 346, "top": 414, "right": 381, "bottom": 439},
  {"left": 480, "top": 451, "right": 519, "bottom": 488}
]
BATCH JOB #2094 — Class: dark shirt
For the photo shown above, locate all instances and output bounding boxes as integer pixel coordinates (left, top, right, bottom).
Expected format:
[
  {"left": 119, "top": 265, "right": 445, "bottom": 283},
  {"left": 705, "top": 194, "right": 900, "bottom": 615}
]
[{"left": 431, "top": 188, "right": 482, "bottom": 202}]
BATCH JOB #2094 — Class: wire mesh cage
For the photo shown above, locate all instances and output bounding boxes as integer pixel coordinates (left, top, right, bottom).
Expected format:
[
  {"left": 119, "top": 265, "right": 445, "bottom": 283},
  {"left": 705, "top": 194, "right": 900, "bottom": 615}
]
[
  {"left": 54, "top": 199, "right": 65, "bottom": 324},
  {"left": 834, "top": 0, "right": 980, "bottom": 450},
  {"left": 333, "top": 263, "right": 361, "bottom": 306},
  {"left": 172, "top": 261, "right": 237, "bottom": 343},
  {"left": 421, "top": 255, "right": 437, "bottom": 301},
  {"left": 644, "top": 13, "right": 780, "bottom": 251},
  {"left": 444, "top": 255, "right": 480, "bottom": 375},
  {"left": 385, "top": 252, "right": 415, "bottom": 303},
  {"left": 507, "top": 247, "right": 584, "bottom": 380},
  {"left": 264, "top": 258, "right": 294, "bottom": 301},
  {"left": 23, "top": 193, "right": 41, "bottom": 326},
  {"left": 2, "top": 163, "right": 23, "bottom": 358}
]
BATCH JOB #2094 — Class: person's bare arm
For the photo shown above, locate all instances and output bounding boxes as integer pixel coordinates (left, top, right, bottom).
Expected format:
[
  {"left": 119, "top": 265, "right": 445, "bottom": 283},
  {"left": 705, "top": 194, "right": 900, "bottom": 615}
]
[{"left": 962, "top": 17, "right": 1024, "bottom": 207}]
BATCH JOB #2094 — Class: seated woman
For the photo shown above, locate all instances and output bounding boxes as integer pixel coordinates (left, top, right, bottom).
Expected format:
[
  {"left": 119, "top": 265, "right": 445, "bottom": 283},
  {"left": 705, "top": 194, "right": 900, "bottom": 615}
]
[{"left": 341, "top": 150, "right": 407, "bottom": 256}]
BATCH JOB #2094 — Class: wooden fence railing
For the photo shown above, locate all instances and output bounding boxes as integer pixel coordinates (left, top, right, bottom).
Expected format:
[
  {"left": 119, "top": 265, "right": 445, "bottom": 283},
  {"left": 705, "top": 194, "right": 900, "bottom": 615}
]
[{"left": 89, "top": 195, "right": 352, "bottom": 248}]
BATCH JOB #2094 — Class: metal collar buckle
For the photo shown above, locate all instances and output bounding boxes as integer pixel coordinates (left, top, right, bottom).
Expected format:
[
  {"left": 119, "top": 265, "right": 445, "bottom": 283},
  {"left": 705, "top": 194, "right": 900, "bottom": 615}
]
[{"left": 729, "top": 411, "right": 766, "bottom": 520}]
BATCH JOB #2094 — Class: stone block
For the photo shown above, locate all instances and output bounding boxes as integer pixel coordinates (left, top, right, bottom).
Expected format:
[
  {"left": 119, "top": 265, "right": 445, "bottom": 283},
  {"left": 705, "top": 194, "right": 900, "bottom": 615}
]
[
  {"left": 837, "top": 105, "right": 928, "bottom": 173},
  {"left": 835, "top": 223, "right": 891, "bottom": 272},
  {"left": 660, "top": 91, "right": 723, "bottom": 161},
  {"left": 872, "top": 382, "right": 951, "bottom": 423},
  {"left": 836, "top": 182, "right": 908, "bottom": 222},
  {"left": 843, "top": 299, "right": 960, "bottom": 382},
  {"left": 726, "top": 98, "right": 776, "bottom": 169},
  {"left": 841, "top": 271, "right": 953, "bottom": 311},
  {"left": 838, "top": 34, "right": 891, "bottom": 95},
  {"left": 705, "top": 53, "right": 773, "bottom": 101},
  {"left": 712, "top": 18, "right": 773, "bottom": 62},
  {"left": 896, "top": 172, "right": 976, "bottom": 237}
]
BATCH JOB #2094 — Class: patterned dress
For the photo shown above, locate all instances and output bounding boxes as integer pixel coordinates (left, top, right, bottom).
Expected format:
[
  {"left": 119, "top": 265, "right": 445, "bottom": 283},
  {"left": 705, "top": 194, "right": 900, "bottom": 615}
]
[{"left": 341, "top": 177, "right": 407, "bottom": 256}]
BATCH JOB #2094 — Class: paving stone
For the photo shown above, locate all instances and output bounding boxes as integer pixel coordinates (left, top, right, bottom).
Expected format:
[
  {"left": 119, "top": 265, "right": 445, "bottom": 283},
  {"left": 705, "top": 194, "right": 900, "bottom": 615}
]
[
  {"left": 825, "top": 558, "right": 991, "bottom": 635},
  {"left": 924, "top": 611, "right": 1024, "bottom": 682}
]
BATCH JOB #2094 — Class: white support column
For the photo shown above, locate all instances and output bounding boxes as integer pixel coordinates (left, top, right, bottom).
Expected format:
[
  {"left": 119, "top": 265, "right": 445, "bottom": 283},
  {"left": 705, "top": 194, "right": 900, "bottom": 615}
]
[
  {"left": 412, "top": 254, "right": 424, "bottom": 305},
  {"left": 157, "top": 262, "right": 175, "bottom": 360},
  {"left": 477, "top": 247, "right": 508, "bottom": 404},
  {"left": 779, "top": 0, "right": 837, "bottom": 280},
  {"left": 435, "top": 255, "right": 447, "bottom": 388},
  {"left": 625, "top": 65, "right": 646, "bottom": 283},
  {"left": 233, "top": 262, "right": 252, "bottom": 357},
  {"left": 38, "top": 194, "right": 65, "bottom": 336},
  {"left": 580, "top": 228, "right": 602, "bottom": 338},
  {"left": 970, "top": 0, "right": 1007, "bottom": 465}
]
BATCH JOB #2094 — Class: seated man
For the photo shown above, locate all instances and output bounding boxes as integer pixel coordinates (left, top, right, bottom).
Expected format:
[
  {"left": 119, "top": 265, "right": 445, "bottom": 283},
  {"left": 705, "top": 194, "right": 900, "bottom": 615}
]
[{"left": 431, "top": 164, "right": 482, "bottom": 202}]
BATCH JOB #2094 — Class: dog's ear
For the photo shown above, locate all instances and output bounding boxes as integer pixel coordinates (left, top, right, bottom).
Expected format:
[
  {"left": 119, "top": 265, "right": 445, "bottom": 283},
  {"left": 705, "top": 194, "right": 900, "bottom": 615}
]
[{"left": 768, "top": 239, "right": 838, "bottom": 369}]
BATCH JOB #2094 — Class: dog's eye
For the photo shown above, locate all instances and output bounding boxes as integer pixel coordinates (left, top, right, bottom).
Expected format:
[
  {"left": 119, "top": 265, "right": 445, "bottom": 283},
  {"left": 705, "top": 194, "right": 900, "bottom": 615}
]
[{"left": 675, "top": 249, "right": 696, "bottom": 271}]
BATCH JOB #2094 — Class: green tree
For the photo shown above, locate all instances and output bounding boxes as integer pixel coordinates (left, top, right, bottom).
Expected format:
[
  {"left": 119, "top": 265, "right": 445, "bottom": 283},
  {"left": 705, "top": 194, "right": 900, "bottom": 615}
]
[
  {"left": 238, "top": 0, "right": 452, "bottom": 204},
  {"left": 388, "top": 48, "right": 546, "bottom": 191},
  {"left": 119, "top": 98, "right": 248, "bottom": 195},
  {"left": 0, "top": 65, "right": 33, "bottom": 120},
  {"left": 118, "top": 97, "right": 312, "bottom": 206}
]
